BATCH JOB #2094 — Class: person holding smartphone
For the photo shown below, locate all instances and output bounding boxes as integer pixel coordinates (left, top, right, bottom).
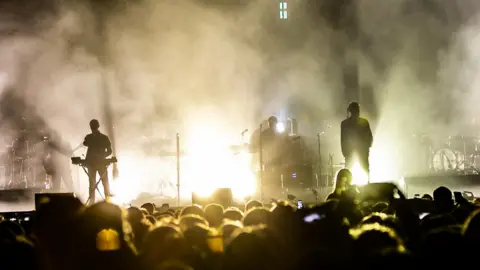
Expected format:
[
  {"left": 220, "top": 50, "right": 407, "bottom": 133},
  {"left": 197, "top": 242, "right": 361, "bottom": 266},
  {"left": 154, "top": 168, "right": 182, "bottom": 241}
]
[{"left": 326, "top": 169, "right": 353, "bottom": 200}]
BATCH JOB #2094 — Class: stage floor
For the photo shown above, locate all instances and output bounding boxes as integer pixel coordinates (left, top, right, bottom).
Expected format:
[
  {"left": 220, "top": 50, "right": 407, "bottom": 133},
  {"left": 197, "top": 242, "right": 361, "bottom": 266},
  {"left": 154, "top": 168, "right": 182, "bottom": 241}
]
[{"left": 1, "top": 172, "right": 479, "bottom": 213}]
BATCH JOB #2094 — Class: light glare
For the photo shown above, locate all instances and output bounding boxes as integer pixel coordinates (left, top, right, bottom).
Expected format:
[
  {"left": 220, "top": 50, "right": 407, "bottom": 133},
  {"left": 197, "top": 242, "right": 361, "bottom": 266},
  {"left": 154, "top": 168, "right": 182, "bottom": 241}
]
[
  {"left": 183, "top": 124, "right": 256, "bottom": 200},
  {"left": 369, "top": 130, "right": 402, "bottom": 182},
  {"left": 276, "top": 122, "right": 285, "bottom": 133},
  {"left": 109, "top": 155, "right": 142, "bottom": 205},
  {"left": 351, "top": 162, "right": 368, "bottom": 186}
]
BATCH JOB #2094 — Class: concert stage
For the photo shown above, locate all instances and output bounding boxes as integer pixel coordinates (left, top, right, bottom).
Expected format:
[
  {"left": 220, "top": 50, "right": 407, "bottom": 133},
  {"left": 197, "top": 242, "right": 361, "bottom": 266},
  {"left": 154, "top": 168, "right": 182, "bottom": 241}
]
[{"left": 403, "top": 173, "right": 480, "bottom": 198}]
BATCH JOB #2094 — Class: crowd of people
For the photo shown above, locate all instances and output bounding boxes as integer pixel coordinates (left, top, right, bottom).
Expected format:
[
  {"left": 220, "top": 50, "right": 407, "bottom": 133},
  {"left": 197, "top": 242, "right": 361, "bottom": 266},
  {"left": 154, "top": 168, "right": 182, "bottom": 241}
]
[{"left": 0, "top": 168, "right": 480, "bottom": 270}]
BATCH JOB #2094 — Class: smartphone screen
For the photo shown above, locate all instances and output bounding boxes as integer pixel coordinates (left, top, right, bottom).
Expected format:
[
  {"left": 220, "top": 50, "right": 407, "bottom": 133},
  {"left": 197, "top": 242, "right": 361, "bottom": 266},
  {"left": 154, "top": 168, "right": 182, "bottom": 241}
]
[
  {"left": 304, "top": 213, "right": 324, "bottom": 223},
  {"left": 419, "top": 213, "right": 429, "bottom": 219},
  {"left": 297, "top": 200, "right": 303, "bottom": 209}
]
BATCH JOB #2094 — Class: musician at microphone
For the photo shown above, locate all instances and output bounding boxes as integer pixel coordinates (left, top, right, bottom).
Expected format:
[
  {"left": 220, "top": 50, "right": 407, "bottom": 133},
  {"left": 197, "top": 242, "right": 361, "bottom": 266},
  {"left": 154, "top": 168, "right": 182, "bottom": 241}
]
[{"left": 83, "top": 119, "right": 112, "bottom": 203}]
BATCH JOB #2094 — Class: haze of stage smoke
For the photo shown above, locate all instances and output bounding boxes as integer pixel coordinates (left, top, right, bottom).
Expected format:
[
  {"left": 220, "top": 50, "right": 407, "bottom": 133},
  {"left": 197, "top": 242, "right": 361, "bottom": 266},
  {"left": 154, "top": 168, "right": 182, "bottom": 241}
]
[
  {"left": 0, "top": 0, "right": 479, "bottom": 200},
  {"left": 357, "top": 0, "right": 480, "bottom": 179}
]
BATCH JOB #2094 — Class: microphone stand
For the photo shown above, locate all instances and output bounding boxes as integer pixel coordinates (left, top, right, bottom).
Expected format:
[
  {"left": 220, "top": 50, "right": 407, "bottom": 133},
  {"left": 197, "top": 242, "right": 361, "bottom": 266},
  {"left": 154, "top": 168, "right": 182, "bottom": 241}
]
[
  {"left": 317, "top": 132, "right": 324, "bottom": 187},
  {"left": 317, "top": 125, "right": 331, "bottom": 187},
  {"left": 71, "top": 143, "right": 84, "bottom": 153},
  {"left": 259, "top": 124, "right": 263, "bottom": 202},
  {"left": 176, "top": 133, "right": 181, "bottom": 207}
]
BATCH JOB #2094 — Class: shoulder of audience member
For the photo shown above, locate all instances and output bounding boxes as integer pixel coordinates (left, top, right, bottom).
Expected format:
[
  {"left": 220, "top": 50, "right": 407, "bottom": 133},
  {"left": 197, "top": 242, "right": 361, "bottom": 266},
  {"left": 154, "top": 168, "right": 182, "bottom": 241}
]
[
  {"left": 180, "top": 205, "right": 205, "bottom": 218},
  {"left": 245, "top": 200, "right": 263, "bottom": 212}
]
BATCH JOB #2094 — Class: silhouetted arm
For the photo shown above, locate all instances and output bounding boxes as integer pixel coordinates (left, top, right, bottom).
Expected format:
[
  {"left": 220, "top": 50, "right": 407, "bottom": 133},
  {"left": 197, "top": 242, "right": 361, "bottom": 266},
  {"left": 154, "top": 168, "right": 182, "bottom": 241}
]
[{"left": 83, "top": 135, "right": 90, "bottom": 147}]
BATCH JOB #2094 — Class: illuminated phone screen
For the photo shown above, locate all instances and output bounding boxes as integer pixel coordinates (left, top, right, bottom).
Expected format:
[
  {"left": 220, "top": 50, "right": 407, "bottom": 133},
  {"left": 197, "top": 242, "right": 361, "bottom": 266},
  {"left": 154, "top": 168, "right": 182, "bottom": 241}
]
[{"left": 297, "top": 200, "right": 303, "bottom": 209}]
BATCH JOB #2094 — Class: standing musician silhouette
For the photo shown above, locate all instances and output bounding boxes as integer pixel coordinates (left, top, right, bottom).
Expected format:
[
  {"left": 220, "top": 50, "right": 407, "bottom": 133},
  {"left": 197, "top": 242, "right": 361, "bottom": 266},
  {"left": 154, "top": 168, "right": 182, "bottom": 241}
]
[
  {"left": 341, "top": 102, "right": 373, "bottom": 178},
  {"left": 83, "top": 119, "right": 112, "bottom": 204}
]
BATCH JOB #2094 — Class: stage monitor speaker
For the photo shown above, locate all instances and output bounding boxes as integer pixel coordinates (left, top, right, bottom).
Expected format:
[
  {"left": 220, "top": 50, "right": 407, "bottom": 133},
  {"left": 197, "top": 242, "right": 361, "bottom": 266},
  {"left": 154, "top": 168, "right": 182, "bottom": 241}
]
[
  {"left": 212, "top": 188, "right": 233, "bottom": 208},
  {"left": 192, "top": 188, "right": 233, "bottom": 208},
  {"left": 35, "top": 192, "right": 75, "bottom": 211},
  {"left": 0, "top": 188, "right": 41, "bottom": 203}
]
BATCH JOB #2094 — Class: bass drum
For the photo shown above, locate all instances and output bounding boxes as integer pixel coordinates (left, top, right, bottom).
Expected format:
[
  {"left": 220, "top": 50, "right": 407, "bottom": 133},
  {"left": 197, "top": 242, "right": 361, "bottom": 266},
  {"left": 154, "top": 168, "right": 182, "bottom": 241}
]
[
  {"left": 432, "top": 148, "right": 465, "bottom": 172},
  {"left": 447, "top": 136, "right": 480, "bottom": 156}
]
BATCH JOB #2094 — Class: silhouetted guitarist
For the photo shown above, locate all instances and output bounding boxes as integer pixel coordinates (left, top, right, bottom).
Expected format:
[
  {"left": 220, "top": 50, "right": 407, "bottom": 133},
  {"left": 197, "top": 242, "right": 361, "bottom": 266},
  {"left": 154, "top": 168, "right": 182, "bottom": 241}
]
[{"left": 83, "top": 119, "right": 112, "bottom": 204}]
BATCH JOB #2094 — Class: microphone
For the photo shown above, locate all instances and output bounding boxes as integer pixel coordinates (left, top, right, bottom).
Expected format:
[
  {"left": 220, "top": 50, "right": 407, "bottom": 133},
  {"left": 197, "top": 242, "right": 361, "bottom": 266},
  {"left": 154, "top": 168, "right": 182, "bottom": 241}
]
[{"left": 241, "top": 129, "right": 248, "bottom": 135}]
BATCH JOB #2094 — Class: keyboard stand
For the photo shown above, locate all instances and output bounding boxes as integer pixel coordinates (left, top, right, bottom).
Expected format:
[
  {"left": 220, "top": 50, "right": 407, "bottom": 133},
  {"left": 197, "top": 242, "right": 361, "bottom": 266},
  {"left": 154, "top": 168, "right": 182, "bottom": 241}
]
[{"left": 80, "top": 164, "right": 109, "bottom": 205}]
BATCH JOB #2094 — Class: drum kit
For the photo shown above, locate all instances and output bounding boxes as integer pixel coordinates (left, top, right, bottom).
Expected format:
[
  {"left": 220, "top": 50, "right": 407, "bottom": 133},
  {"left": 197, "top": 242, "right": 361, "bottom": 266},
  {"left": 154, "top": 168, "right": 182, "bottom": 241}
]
[
  {"left": 432, "top": 135, "right": 480, "bottom": 174},
  {"left": 1, "top": 130, "right": 51, "bottom": 189}
]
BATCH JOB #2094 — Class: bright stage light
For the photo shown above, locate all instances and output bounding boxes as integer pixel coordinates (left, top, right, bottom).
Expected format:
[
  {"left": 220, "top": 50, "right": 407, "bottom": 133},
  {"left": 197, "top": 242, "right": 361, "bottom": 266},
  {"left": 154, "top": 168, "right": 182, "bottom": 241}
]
[
  {"left": 109, "top": 155, "right": 142, "bottom": 205},
  {"left": 101, "top": 120, "right": 256, "bottom": 205},
  {"left": 107, "top": 153, "right": 179, "bottom": 206},
  {"left": 351, "top": 162, "right": 368, "bottom": 186},
  {"left": 100, "top": 124, "right": 256, "bottom": 206},
  {"left": 276, "top": 122, "right": 285, "bottom": 133},
  {"left": 368, "top": 130, "right": 402, "bottom": 183},
  {"left": 183, "top": 124, "right": 256, "bottom": 201},
  {"left": 184, "top": 147, "right": 256, "bottom": 201}
]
